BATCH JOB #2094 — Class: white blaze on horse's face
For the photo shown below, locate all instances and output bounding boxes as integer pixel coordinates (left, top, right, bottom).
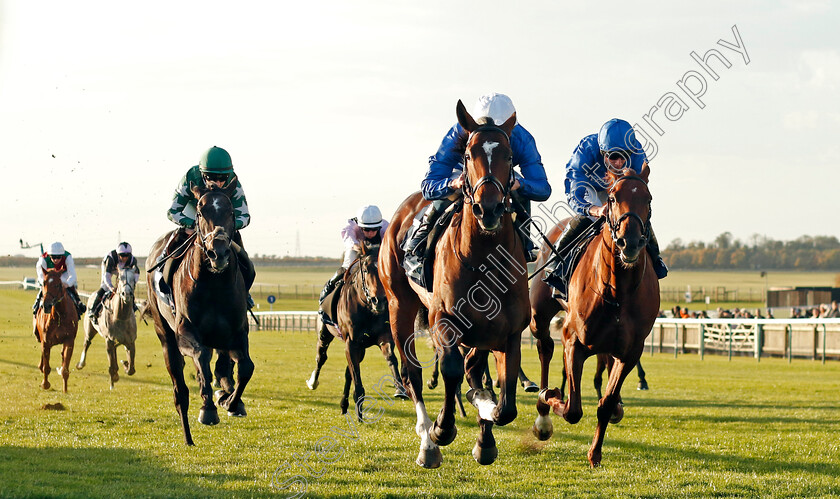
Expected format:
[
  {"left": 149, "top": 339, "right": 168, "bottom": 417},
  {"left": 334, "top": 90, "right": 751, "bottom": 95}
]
[{"left": 482, "top": 141, "right": 500, "bottom": 167}]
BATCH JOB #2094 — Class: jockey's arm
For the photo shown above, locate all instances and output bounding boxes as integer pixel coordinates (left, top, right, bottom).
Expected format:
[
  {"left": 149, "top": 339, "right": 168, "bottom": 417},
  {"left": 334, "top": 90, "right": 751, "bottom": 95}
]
[
  {"left": 35, "top": 256, "right": 46, "bottom": 285},
  {"left": 101, "top": 256, "right": 115, "bottom": 291},
  {"left": 167, "top": 173, "right": 197, "bottom": 229},
  {"left": 62, "top": 255, "right": 77, "bottom": 288},
  {"left": 511, "top": 125, "right": 551, "bottom": 202},
  {"left": 421, "top": 124, "right": 467, "bottom": 201},
  {"left": 230, "top": 178, "right": 250, "bottom": 230}
]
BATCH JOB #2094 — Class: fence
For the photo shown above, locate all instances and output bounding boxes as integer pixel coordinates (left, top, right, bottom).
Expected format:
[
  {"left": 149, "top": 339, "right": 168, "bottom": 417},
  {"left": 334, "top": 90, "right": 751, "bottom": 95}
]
[
  {"left": 659, "top": 286, "right": 766, "bottom": 303},
  {"left": 649, "top": 318, "right": 840, "bottom": 363},
  {"left": 250, "top": 311, "right": 318, "bottom": 332},
  {"left": 251, "top": 282, "right": 320, "bottom": 300}
]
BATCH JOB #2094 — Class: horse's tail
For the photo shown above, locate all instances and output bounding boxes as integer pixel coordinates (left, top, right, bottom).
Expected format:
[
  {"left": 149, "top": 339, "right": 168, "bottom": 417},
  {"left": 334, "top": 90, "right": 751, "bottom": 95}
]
[{"left": 414, "top": 304, "right": 430, "bottom": 333}]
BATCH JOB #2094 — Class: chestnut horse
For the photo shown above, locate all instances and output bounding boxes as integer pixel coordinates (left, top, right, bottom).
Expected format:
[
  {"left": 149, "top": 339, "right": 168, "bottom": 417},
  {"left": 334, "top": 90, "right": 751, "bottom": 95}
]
[
  {"left": 381, "top": 101, "right": 529, "bottom": 468},
  {"left": 529, "top": 167, "right": 659, "bottom": 467},
  {"left": 306, "top": 242, "right": 408, "bottom": 419},
  {"left": 146, "top": 182, "right": 254, "bottom": 446},
  {"left": 34, "top": 269, "right": 79, "bottom": 392},
  {"left": 77, "top": 267, "right": 138, "bottom": 389}
]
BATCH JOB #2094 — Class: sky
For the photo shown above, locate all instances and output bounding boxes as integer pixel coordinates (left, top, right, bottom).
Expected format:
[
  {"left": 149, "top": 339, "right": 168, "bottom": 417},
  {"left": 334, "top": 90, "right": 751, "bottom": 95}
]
[{"left": 1, "top": 0, "right": 838, "bottom": 258}]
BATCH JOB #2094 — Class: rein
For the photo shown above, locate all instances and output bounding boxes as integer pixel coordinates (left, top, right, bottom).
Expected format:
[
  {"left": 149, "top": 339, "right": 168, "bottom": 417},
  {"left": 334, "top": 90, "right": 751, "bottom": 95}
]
[
  {"left": 461, "top": 124, "right": 515, "bottom": 209},
  {"left": 605, "top": 176, "right": 652, "bottom": 244}
]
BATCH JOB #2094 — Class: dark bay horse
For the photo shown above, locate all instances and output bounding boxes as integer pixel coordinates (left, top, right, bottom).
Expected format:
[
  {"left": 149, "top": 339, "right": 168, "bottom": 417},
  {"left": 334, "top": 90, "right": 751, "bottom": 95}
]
[
  {"left": 146, "top": 182, "right": 254, "bottom": 446},
  {"left": 34, "top": 269, "right": 79, "bottom": 392},
  {"left": 77, "top": 268, "right": 138, "bottom": 389},
  {"left": 529, "top": 167, "right": 659, "bottom": 467},
  {"left": 306, "top": 242, "right": 407, "bottom": 419},
  {"left": 381, "top": 101, "right": 529, "bottom": 468}
]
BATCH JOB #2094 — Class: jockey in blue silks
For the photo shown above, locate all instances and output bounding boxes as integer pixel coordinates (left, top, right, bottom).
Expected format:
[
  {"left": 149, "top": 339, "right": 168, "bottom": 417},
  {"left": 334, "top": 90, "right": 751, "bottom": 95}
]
[
  {"left": 548, "top": 118, "right": 668, "bottom": 287},
  {"left": 404, "top": 92, "right": 552, "bottom": 262}
]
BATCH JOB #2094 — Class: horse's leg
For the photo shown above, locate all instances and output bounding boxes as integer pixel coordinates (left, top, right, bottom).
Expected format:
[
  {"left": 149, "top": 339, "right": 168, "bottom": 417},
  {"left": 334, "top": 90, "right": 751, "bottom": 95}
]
[
  {"left": 40, "top": 343, "right": 51, "bottom": 390},
  {"left": 344, "top": 339, "right": 366, "bottom": 422},
  {"left": 75, "top": 321, "right": 97, "bottom": 369},
  {"left": 636, "top": 360, "right": 649, "bottom": 390},
  {"left": 159, "top": 332, "right": 193, "bottom": 445},
  {"left": 378, "top": 335, "right": 408, "bottom": 399},
  {"left": 124, "top": 342, "right": 136, "bottom": 376},
  {"left": 214, "top": 350, "right": 234, "bottom": 394},
  {"left": 60, "top": 340, "right": 73, "bottom": 393},
  {"left": 530, "top": 297, "right": 559, "bottom": 440},
  {"left": 218, "top": 339, "right": 254, "bottom": 418},
  {"left": 463, "top": 349, "right": 498, "bottom": 465},
  {"left": 187, "top": 344, "right": 219, "bottom": 426},
  {"left": 492, "top": 333, "right": 521, "bottom": 427},
  {"left": 561, "top": 335, "right": 591, "bottom": 425},
  {"left": 427, "top": 357, "right": 440, "bottom": 390},
  {"left": 429, "top": 341, "right": 463, "bottom": 447},
  {"left": 518, "top": 367, "right": 538, "bottom": 392},
  {"left": 588, "top": 353, "right": 639, "bottom": 468},
  {"left": 340, "top": 365, "right": 351, "bottom": 415},
  {"left": 594, "top": 354, "right": 607, "bottom": 400},
  {"left": 106, "top": 338, "right": 119, "bottom": 390},
  {"left": 307, "top": 326, "right": 334, "bottom": 390}
]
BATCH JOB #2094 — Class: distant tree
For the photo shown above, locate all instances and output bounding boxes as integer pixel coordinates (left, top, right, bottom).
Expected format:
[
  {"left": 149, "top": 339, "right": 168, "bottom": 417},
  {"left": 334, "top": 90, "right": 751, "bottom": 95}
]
[{"left": 714, "top": 232, "right": 733, "bottom": 249}]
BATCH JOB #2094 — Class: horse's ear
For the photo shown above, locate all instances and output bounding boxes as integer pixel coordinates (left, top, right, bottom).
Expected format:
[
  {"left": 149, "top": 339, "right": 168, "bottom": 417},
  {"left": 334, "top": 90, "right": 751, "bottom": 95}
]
[
  {"left": 638, "top": 162, "right": 651, "bottom": 183},
  {"left": 190, "top": 181, "right": 204, "bottom": 199},
  {"left": 456, "top": 100, "right": 478, "bottom": 133},
  {"left": 500, "top": 112, "right": 516, "bottom": 137}
]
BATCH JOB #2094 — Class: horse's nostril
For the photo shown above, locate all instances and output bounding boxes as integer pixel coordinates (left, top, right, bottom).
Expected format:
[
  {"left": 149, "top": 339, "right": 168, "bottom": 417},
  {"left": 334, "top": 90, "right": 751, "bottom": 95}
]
[
  {"left": 492, "top": 202, "right": 505, "bottom": 218},
  {"left": 472, "top": 204, "right": 483, "bottom": 218},
  {"left": 207, "top": 250, "right": 217, "bottom": 260},
  {"left": 616, "top": 238, "right": 626, "bottom": 249}
]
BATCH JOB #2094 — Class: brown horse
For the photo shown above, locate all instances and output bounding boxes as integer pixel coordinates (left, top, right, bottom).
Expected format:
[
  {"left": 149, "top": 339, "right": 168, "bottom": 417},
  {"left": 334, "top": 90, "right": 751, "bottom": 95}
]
[
  {"left": 77, "top": 267, "right": 138, "bottom": 389},
  {"left": 34, "top": 269, "right": 79, "bottom": 392},
  {"left": 529, "top": 167, "right": 659, "bottom": 467},
  {"left": 146, "top": 182, "right": 254, "bottom": 446},
  {"left": 380, "top": 101, "right": 529, "bottom": 468},
  {"left": 306, "top": 242, "right": 407, "bottom": 419}
]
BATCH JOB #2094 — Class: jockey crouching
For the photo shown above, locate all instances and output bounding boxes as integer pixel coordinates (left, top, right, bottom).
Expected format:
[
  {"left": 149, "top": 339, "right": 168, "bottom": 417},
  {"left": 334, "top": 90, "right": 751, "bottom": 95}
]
[
  {"left": 32, "top": 242, "right": 86, "bottom": 336},
  {"left": 157, "top": 146, "right": 256, "bottom": 308},
  {"left": 89, "top": 242, "right": 141, "bottom": 325},
  {"left": 403, "top": 92, "right": 551, "bottom": 263},
  {"left": 319, "top": 205, "right": 388, "bottom": 309},
  {"left": 545, "top": 118, "right": 667, "bottom": 299}
]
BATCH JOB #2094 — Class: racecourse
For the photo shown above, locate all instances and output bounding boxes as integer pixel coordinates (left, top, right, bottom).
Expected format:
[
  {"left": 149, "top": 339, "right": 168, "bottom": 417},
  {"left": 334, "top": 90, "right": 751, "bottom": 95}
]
[{"left": 1, "top": 279, "right": 840, "bottom": 498}]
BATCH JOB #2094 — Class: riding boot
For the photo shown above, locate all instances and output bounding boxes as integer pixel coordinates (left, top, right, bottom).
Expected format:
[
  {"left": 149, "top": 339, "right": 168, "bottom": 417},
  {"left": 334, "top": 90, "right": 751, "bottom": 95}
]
[
  {"left": 512, "top": 194, "right": 537, "bottom": 262},
  {"left": 403, "top": 200, "right": 447, "bottom": 257},
  {"left": 646, "top": 227, "right": 668, "bottom": 279},
  {"left": 68, "top": 286, "right": 86, "bottom": 315},
  {"left": 160, "top": 228, "right": 189, "bottom": 289},
  {"left": 231, "top": 231, "right": 256, "bottom": 309},
  {"left": 319, "top": 268, "right": 345, "bottom": 305},
  {"left": 32, "top": 289, "right": 43, "bottom": 316},
  {"left": 89, "top": 287, "right": 107, "bottom": 324}
]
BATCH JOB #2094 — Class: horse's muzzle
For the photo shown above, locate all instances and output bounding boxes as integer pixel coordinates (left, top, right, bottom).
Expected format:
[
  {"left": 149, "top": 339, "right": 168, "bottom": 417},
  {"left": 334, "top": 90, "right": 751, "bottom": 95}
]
[
  {"left": 206, "top": 249, "right": 230, "bottom": 273},
  {"left": 472, "top": 201, "right": 505, "bottom": 232},
  {"left": 369, "top": 296, "right": 387, "bottom": 315}
]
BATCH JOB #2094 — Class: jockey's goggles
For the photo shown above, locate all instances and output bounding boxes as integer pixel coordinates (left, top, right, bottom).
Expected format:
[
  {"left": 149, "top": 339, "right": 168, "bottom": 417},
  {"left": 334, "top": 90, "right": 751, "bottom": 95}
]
[
  {"left": 202, "top": 172, "right": 229, "bottom": 183},
  {"left": 606, "top": 150, "right": 630, "bottom": 161},
  {"left": 118, "top": 252, "right": 131, "bottom": 258},
  {"left": 50, "top": 254, "right": 64, "bottom": 260},
  {"left": 362, "top": 227, "right": 379, "bottom": 234}
]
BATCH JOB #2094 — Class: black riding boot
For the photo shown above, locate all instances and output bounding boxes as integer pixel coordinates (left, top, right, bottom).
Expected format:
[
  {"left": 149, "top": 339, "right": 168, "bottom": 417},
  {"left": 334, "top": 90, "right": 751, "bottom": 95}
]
[
  {"left": 512, "top": 194, "right": 538, "bottom": 262},
  {"left": 232, "top": 231, "right": 256, "bottom": 309},
  {"left": 544, "top": 215, "right": 595, "bottom": 299},
  {"left": 32, "top": 289, "right": 43, "bottom": 315},
  {"left": 319, "top": 268, "right": 345, "bottom": 305},
  {"left": 89, "top": 287, "right": 108, "bottom": 324},
  {"left": 67, "top": 286, "right": 86, "bottom": 315},
  {"left": 647, "top": 228, "right": 668, "bottom": 279},
  {"left": 403, "top": 200, "right": 448, "bottom": 256}
]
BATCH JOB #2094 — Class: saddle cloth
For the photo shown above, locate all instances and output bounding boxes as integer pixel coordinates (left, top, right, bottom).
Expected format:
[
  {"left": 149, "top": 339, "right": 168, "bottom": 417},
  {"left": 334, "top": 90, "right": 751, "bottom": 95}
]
[
  {"left": 543, "top": 219, "right": 605, "bottom": 300},
  {"left": 400, "top": 202, "right": 459, "bottom": 292}
]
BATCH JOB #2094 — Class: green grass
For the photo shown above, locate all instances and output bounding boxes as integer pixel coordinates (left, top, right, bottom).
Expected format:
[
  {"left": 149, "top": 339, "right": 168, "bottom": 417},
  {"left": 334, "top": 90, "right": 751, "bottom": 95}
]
[{"left": 2, "top": 286, "right": 840, "bottom": 498}]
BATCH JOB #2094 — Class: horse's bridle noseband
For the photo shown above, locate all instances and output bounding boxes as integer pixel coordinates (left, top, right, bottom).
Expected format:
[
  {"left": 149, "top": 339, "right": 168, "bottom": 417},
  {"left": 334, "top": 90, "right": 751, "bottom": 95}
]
[
  {"left": 605, "top": 176, "right": 652, "bottom": 244},
  {"left": 194, "top": 194, "right": 233, "bottom": 258},
  {"left": 461, "top": 124, "right": 515, "bottom": 208}
]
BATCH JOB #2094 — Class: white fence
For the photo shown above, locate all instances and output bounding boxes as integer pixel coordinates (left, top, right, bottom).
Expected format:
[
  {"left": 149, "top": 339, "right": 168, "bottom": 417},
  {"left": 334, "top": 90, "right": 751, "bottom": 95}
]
[{"left": 250, "top": 311, "right": 318, "bottom": 332}]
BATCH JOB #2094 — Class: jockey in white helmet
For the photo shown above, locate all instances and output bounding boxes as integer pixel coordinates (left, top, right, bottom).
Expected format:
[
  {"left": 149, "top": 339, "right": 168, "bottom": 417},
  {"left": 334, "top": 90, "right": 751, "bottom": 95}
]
[
  {"left": 319, "top": 205, "right": 389, "bottom": 304},
  {"left": 32, "top": 242, "right": 86, "bottom": 327},
  {"left": 89, "top": 242, "right": 141, "bottom": 324}
]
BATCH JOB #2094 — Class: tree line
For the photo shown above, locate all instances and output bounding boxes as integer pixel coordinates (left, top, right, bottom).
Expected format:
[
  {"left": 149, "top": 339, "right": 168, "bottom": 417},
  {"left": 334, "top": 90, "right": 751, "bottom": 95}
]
[{"left": 663, "top": 233, "right": 840, "bottom": 270}]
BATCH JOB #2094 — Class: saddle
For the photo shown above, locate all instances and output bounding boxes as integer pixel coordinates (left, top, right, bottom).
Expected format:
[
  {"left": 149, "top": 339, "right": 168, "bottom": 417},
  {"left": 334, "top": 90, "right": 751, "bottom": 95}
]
[
  {"left": 543, "top": 219, "right": 605, "bottom": 300},
  {"left": 400, "top": 201, "right": 461, "bottom": 291},
  {"left": 150, "top": 231, "right": 197, "bottom": 316},
  {"left": 318, "top": 280, "right": 343, "bottom": 333}
]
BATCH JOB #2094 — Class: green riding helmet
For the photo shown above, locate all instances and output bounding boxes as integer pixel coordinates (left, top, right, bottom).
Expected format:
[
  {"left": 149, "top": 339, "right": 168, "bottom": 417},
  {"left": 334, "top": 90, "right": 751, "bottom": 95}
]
[{"left": 199, "top": 146, "right": 234, "bottom": 174}]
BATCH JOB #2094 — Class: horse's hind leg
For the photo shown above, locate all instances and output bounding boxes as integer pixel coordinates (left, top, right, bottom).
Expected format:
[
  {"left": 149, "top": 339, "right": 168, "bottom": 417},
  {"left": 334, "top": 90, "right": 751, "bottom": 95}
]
[
  {"left": 106, "top": 339, "right": 119, "bottom": 389},
  {"left": 378, "top": 336, "right": 408, "bottom": 399},
  {"left": 429, "top": 341, "right": 463, "bottom": 448},
  {"left": 464, "top": 349, "right": 498, "bottom": 465},
  {"left": 588, "top": 353, "right": 638, "bottom": 468},
  {"left": 340, "top": 365, "right": 351, "bottom": 415},
  {"left": 40, "top": 343, "right": 52, "bottom": 390},
  {"left": 561, "top": 335, "right": 591, "bottom": 425},
  {"left": 214, "top": 350, "right": 234, "bottom": 394},
  {"left": 307, "top": 326, "right": 334, "bottom": 390},
  {"left": 530, "top": 296, "right": 559, "bottom": 440},
  {"left": 59, "top": 340, "right": 74, "bottom": 393},
  {"left": 427, "top": 357, "right": 440, "bottom": 389},
  {"left": 124, "top": 342, "right": 136, "bottom": 376},
  {"left": 160, "top": 332, "right": 193, "bottom": 445},
  {"left": 189, "top": 346, "right": 219, "bottom": 425},
  {"left": 518, "top": 367, "right": 538, "bottom": 392},
  {"left": 594, "top": 354, "right": 608, "bottom": 399},
  {"left": 219, "top": 340, "right": 255, "bottom": 418},
  {"left": 344, "top": 340, "right": 367, "bottom": 422},
  {"left": 75, "top": 322, "right": 96, "bottom": 369},
  {"left": 636, "top": 361, "right": 649, "bottom": 390}
]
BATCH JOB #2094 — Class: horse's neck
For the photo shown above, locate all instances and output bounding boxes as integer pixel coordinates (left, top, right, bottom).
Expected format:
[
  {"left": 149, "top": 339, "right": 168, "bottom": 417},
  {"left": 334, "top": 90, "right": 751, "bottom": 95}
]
[
  {"left": 111, "top": 289, "right": 134, "bottom": 320},
  {"left": 596, "top": 230, "right": 645, "bottom": 299}
]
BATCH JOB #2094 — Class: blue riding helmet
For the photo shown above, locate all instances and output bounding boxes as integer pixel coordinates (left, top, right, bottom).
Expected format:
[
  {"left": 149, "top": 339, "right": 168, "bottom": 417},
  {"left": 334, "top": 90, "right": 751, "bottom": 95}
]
[{"left": 598, "top": 119, "right": 639, "bottom": 154}]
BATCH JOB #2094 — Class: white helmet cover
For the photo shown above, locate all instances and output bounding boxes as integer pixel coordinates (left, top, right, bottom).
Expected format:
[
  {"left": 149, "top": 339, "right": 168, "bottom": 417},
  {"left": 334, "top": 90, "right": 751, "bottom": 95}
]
[
  {"left": 49, "top": 242, "right": 65, "bottom": 255},
  {"left": 472, "top": 93, "right": 516, "bottom": 126},
  {"left": 356, "top": 205, "right": 383, "bottom": 229},
  {"left": 117, "top": 242, "right": 132, "bottom": 254}
]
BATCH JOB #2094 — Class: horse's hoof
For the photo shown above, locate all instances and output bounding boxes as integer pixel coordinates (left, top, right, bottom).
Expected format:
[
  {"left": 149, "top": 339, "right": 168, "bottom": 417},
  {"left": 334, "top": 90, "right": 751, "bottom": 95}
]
[
  {"left": 588, "top": 449, "right": 602, "bottom": 468},
  {"left": 532, "top": 414, "right": 553, "bottom": 441},
  {"left": 609, "top": 402, "right": 624, "bottom": 425},
  {"left": 227, "top": 401, "right": 247, "bottom": 417},
  {"left": 306, "top": 377, "right": 319, "bottom": 390},
  {"left": 198, "top": 408, "right": 220, "bottom": 426},
  {"left": 41, "top": 381, "right": 50, "bottom": 390},
  {"left": 416, "top": 446, "right": 442, "bottom": 469},
  {"left": 56, "top": 367, "right": 64, "bottom": 376},
  {"left": 429, "top": 421, "right": 457, "bottom": 446},
  {"left": 522, "top": 381, "right": 539, "bottom": 393},
  {"left": 212, "top": 379, "right": 221, "bottom": 389},
  {"left": 112, "top": 373, "right": 120, "bottom": 383},
  {"left": 394, "top": 390, "right": 410, "bottom": 400},
  {"left": 426, "top": 379, "right": 438, "bottom": 390},
  {"left": 472, "top": 443, "right": 498, "bottom": 465},
  {"left": 637, "top": 380, "right": 649, "bottom": 390},
  {"left": 214, "top": 389, "right": 229, "bottom": 401},
  {"left": 75, "top": 362, "right": 84, "bottom": 370}
]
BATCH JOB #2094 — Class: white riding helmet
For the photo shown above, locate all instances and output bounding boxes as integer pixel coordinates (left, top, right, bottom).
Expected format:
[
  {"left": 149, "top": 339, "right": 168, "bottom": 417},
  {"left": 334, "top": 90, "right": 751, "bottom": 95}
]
[
  {"left": 356, "top": 205, "right": 383, "bottom": 229},
  {"left": 117, "top": 242, "right": 132, "bottom": 255},
  {"left": 49, "top": 242, "right": 65, "bottom": 255},
  {"left": 472, "top": 92, "right": 516, "bottom": 126}
]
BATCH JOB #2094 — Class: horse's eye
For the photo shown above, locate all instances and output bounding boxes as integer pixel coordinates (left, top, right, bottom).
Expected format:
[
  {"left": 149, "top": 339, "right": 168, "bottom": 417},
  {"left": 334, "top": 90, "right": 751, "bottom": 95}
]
[
  {"left": 465, "top": 154, "right": 471, "bottom": 161},
  {"left": 609, "top": 197, "right": 616, "bottom": 204}
]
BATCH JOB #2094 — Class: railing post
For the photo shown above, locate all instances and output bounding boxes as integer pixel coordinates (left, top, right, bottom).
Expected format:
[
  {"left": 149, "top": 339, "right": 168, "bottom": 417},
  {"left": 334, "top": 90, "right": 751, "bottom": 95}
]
[
  {"left": 728, "top": 324, "right": 733, "bottom": 361},
  {"left": 699, "top": 323, "right": 705, "bottom": 360},
  {"left": 787, "top": 325, "right": 792, "bottom": 364},
  {"left": 755, "top": 324, "right": 763, "bottom": 363},
  {"left": 674, "top": 324, "right": 679, "bottom": 358},
  {"left": 822, "top": 324, "right": 827, "bottom": 365}
]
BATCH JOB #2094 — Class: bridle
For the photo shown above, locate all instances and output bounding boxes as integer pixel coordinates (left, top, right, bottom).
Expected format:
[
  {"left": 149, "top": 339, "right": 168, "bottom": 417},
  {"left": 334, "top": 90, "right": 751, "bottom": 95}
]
[
  {"left": 604, "top": 176, "right": 652, "bottom": 245},
  {"left": 461, "top": 124, "right": 515, "bottom": 209},
  {"left": 194, "top": 193, "right": 233, "bottom": 259}
]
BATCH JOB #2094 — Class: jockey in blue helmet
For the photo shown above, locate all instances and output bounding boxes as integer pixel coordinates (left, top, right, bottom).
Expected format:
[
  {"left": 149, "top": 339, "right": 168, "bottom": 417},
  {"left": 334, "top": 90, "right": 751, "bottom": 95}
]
[{"left": 548, "top": 118, "right": 667, "bottom": 287}]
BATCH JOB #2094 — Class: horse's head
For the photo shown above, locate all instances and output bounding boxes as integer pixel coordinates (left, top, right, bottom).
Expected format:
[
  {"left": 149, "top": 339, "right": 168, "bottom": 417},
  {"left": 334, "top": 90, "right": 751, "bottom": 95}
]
[
  {"left": 456, "top": 99, "right": 516, "bottom": 232},
  {"left": 41, "top": 268, "right": 64, "bottom": 313},
  {"left": 604, "top": 167, "right": 652, "bottom": 266},
  {"left": 191, "top": 181, "right": 237, "bottom": 273},
  {"left": 357, "top": 241, "right": 387, "bottom": 315},
  {"left": 117, "top": 267, "right": 137, "bottom": 306}
]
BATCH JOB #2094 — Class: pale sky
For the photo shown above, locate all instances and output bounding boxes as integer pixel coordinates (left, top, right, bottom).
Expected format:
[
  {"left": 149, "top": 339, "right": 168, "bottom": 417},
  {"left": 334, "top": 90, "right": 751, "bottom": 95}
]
[{"left": 1, "top": 0, "right": 838, "bottom": 258}]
